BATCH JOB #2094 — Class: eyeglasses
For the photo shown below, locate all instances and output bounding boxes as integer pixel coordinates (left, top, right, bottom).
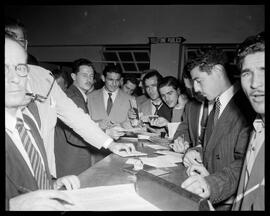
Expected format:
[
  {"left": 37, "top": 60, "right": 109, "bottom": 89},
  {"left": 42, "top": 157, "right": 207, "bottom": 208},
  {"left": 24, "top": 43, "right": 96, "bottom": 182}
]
[
  {"left": 26, "top": 74, "right": 56, "bottom": 103},
  {"left": 5, "top": 64, "right": 29, "bottom": 77}
]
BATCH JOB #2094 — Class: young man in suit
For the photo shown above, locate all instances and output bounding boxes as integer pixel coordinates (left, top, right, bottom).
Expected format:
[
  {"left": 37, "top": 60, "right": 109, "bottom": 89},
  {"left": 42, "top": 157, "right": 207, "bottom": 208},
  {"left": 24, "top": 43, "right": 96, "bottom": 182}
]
[
  {"left": 232, "top": 32, "right": 264, "bottom": 210},
  {"left": 87, "top": 64, "right": 135, "bottom": 162},
  {"left": 5, "top": 35, "right": 79, "bottom": 210},
  {"left": 179, "top": 48, "right": 255, "bottom": 210},
  {"left": 55, "top": 59, "right": 98, "bottom": 177}
]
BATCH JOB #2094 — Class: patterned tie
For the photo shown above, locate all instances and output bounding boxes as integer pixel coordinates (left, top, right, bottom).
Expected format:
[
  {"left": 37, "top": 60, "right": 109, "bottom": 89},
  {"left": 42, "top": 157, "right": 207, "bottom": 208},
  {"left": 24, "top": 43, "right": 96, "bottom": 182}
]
[
  {"left": 107, "top": 93, "right": 113, "bottom": 115},
  {"left": 27, "top": 101, "right": 41, "bottom": 129},
  {"left": 152, "top": 103, "right": 160, "bottom": 115},
  {"left": 16, "top": 117, "right": 51, "bottom": 189},
  {"left": 198, "top": 100, "right": 209, "bottom": 146},
  {"left": 213, "top": 97, "right": 221, "bottom": 126}
]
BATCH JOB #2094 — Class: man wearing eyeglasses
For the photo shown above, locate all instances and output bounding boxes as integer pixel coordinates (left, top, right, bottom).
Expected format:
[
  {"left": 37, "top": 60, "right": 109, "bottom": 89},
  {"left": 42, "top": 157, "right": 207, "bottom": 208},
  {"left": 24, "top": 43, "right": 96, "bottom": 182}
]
[
  {"left": 5, "top": 35, "right": 80, "bottom": 210},
  {"left": 5, "top": 30, "right": 136, "bottom": 178}
]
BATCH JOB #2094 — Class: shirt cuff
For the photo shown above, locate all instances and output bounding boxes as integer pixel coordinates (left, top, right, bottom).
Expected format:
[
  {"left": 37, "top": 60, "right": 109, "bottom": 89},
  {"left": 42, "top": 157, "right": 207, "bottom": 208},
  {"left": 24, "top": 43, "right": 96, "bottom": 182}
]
[{"left": 102, "top": 137, "right": 114, "bottom": 149}]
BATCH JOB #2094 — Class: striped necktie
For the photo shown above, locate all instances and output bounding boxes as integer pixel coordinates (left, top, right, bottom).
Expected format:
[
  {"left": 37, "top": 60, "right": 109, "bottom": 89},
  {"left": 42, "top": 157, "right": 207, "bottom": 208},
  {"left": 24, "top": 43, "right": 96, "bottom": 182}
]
[
  {"left": 213, "top": 97, "right": 221, "bottom": 125},
  {"left": 152, "top": 103, "right": 161, "bottom": 115},
  {"left": 16, "top": 117, "right": 51, "bottom": 189}
]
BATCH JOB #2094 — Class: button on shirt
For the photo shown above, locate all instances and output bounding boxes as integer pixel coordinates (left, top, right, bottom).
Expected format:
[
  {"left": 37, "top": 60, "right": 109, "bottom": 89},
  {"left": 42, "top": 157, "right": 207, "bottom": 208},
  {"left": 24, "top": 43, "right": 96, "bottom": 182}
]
[
  {"left": 245, "top": 117, "right": 265, "bottom": 186},
  {"left": 5, "top": 109, "right": 46, "bottom": 177}
]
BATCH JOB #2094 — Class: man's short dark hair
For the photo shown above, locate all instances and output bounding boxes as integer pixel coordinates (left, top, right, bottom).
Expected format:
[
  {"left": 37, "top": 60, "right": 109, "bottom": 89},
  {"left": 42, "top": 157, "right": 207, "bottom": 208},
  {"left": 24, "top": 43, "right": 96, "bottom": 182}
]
[
  {"left": 5, "top": 17, "right": 27, "bottom": 40},
  {"left": 236, "top": 32, "right": 265, "bottom": 70},
  {"left": 185, "top": 47, "right": 229, "bottom": 76},
  {"left": 72, "top": 58, "right": 95, "bottom": 75},
  {"left": 142, "top": 69, "right": 163, "bottom": 88},
  {"left": 103, "top": 64, "right": 123, "bottom": 77},
  {"left": 123, "top": 75, "right": 139, "bottom": 86}
]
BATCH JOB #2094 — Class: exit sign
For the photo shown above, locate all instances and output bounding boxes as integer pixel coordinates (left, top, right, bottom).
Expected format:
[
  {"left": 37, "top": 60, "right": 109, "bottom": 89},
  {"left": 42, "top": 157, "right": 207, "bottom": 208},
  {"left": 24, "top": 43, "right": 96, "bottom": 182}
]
[{"left": 149, "top": 36, "right": 186, "bottom": 44}]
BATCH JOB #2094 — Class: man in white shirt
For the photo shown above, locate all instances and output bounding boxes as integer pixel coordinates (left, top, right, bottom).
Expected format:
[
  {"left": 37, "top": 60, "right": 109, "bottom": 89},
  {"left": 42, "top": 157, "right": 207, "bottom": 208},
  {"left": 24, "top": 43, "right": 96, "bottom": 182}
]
[{"left": 87, "top": 64, "right": 136, "bottom": 162}]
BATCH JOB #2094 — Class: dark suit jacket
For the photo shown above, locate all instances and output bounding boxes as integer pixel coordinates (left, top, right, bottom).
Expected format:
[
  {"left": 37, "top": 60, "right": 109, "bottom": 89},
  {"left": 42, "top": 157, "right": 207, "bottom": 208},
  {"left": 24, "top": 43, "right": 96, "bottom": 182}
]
[
  {"left": 54, "top": 85, "right": 95, "bottom": 177},
  {"left": 173, "top": 99, "right": 202, "bottom": 146},
  {"left": 174, "top": 88, "right": 256, "bottom": 206},
  {"left": 6, "top": 115, "right": 53, "bottom": 210},
  {"left": 202, "top": 89, "right": 255, "bottom": 205}
]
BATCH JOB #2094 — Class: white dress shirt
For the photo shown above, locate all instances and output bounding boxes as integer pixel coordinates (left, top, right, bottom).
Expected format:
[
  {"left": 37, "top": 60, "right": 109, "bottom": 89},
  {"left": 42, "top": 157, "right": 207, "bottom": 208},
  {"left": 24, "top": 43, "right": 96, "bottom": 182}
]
[{"left": 103, "top": 87, "right": 119, "bottom": 109}]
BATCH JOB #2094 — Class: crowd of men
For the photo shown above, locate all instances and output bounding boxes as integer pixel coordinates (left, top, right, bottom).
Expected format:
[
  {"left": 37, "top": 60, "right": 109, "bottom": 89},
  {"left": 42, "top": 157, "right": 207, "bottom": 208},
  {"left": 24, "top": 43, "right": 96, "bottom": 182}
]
[{"left": 5, "top": 17, "right": 264, "bottom": 211}]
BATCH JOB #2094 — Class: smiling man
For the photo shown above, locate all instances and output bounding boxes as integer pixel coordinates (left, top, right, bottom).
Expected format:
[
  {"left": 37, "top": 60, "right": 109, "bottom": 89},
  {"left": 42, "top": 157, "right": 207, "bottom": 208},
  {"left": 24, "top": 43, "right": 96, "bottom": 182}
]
[{"left": 87, "top": 64, "right": 136, "bottom": 163}]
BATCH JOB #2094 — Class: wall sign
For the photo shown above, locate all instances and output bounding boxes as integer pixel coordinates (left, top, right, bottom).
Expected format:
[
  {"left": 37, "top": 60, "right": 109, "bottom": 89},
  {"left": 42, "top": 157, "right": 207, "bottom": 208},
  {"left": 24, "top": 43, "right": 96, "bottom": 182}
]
[{"left": 148, "top": 37, "right": 186, "bottom": 44}]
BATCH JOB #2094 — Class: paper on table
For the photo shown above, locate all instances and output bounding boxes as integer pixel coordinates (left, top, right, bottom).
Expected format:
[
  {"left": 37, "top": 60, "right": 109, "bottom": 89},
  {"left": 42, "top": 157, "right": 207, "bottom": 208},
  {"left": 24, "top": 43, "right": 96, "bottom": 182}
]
[
  {"left": 155, "top": 150, "right": 184, "bottom": 162},
  {"left": 167, "top": 122, "right": 180, "bottom": 139},
  {"left": 144, "top": 143, "right": 169, "bottom": 150},
  {"left": 116, "top": 150, "right": 147, "bottom": 157},
  {"left": 139, "top": 155, "right": 178, "bottom": 168},
  {"left": 62, "top": 183, "right": 160, "bottom": 211}
]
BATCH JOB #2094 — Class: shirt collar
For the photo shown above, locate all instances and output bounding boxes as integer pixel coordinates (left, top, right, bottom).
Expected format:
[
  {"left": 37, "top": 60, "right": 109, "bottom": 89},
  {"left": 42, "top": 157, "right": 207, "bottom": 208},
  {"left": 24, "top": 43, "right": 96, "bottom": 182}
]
[
  {"left": 217, "top": 82, "right": 240, "bottom": 109},
  {"left": 103, "top": 87, "right": 119, "bottom": 97},
  {"left": 253, "top": 115, "right": 265, "bottom": 133},
  {"left": 5, "top": 108, "right": 30, "bottom": 132},
  {"left": 75, "top": 85, "right": 87, "bottom": 102}
]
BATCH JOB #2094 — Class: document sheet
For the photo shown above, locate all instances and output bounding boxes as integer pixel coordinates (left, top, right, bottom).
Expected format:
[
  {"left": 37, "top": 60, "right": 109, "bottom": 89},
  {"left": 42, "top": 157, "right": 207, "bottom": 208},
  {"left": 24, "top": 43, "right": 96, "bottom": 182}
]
[{"left": 62, "top": 183, "right": 160, "bottom": 211}]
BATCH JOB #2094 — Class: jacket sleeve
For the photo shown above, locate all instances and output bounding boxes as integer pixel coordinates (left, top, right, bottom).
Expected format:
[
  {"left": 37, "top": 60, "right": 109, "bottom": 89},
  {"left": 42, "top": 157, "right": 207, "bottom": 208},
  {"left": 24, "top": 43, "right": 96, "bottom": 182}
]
[
  {"left": 173, "top": 102, "right": 192, "bottom": 145},
  {"left": 50, "top": 74, "right": 113, "bottom": 150}
]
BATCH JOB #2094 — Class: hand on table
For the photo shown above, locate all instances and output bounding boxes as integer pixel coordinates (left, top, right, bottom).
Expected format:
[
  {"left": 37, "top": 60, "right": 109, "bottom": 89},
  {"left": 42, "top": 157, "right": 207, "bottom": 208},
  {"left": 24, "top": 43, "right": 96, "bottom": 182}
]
[
  {"left": 53, "top": 175, "right": 80, "bottom": 190},
  {"left": 186, "top": 163, "right": 209, "bottom": 177},
  {"left": 9, "top": 190, "right": 75, "bottom": 211},
  {"left": 170, "top": 135, "right": 189, "bottom": 153},
  {"left": 183, "top": 149, "right": 202, "bottom": 167},
  {"left": 149, "top": 116, "right": 168, "bottom": 128},
  {"left": 106, "top": 125, "right": 125, "bottom": 140},
  {"left": 108, "top": 141, "right": 136, "bottom": 155},
  {"left": 181, "top": 174, "right": 211, "bottom": 199}
]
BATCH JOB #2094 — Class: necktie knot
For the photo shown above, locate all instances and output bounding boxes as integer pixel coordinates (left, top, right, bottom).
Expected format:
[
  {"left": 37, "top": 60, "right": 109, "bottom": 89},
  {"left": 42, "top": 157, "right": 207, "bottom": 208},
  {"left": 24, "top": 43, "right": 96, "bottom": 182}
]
[
  {"left": 108, "top": 93, "right": 112, "bottom": 98},
  {"left": 152, "top": 103, "right": 161, "bottom": 115},
  {"left": 15, "top": 117, "right": 24, "bottom": 130}
]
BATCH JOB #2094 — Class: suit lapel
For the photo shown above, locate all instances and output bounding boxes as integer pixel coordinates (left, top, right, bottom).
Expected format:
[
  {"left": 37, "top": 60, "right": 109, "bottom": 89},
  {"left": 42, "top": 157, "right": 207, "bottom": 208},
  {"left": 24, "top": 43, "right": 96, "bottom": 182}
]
[
  {"left": 5, "top": 132, "right": 38, "bottom": 189},
  {"left": 70, "top": 85, "right": 89, "bottom": 113},
  {"left": 203, "top": 93, "right": 237, "bottom": 154},
  {"left": 245, "top": 142, "right": 264, "bottom": 191},
  {"left": 22, "top": 114, "right": 52, "bottom": 180}
]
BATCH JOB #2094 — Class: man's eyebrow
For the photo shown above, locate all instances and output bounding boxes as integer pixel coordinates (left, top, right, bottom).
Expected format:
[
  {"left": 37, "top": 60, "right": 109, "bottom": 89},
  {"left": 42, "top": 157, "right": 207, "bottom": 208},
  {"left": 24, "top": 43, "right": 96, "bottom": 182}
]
[{"left": 241, "top": 68, "right": 250, "bottom": 74}]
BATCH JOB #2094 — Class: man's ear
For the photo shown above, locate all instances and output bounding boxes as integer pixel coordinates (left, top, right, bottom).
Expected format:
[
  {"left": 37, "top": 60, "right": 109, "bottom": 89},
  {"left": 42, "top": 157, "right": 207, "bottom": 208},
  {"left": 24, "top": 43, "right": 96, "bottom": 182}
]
[
  {"left": 71, "top": 73, "right": 76, "bottom": 81},
  {"left": 212, "top": 64, "right": 225, "bottom": 77},
  {"left": 101, "top": 75, "right": 105, "bottom": 82}
]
